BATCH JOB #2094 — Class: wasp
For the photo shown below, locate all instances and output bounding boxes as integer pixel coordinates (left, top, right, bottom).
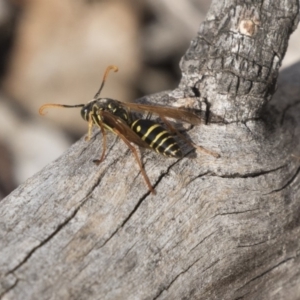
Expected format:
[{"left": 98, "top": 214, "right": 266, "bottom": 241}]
[{"left": 39, "top": 66, "right": 219, "bottom": 194}]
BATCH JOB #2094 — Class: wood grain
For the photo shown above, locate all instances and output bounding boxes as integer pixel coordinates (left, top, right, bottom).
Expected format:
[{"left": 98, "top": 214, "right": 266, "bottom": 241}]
[{"left": 1, "top": 1, "right": 300, "bottom": 299}]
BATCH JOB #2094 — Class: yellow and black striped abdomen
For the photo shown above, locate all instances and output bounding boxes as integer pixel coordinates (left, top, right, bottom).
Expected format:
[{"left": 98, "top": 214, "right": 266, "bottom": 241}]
[{"left": 131, "top": 119, "right": 182, "bottom": 158}]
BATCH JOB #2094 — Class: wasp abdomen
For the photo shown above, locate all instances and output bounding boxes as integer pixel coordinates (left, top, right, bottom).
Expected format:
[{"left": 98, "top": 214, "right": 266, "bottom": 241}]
[{"left": 131, "top": 119, "right": 182, "bottom": 158}]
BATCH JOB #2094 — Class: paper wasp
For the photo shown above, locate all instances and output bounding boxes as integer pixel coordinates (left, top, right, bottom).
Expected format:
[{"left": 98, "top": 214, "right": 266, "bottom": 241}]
[{"left": 39, "top": 65, "right": 219, "bottom": 194}]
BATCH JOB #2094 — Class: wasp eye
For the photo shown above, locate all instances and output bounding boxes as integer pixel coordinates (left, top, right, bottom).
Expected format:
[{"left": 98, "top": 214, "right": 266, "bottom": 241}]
[{"left": 81, "top": 108, "right": 89, "bottom": 120}]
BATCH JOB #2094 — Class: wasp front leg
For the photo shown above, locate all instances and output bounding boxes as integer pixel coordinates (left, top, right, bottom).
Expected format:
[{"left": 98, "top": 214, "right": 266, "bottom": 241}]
[
  {"left": 85, "top": 111, "right": 94, "bottom": 141},
  {"left": 93, "top": 119, "right": 107, "bottom": 165}
]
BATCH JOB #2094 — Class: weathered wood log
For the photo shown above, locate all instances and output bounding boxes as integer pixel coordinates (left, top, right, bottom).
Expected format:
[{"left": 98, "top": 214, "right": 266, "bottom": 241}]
[{"left": 1, "top": 1, "right": 300, "bottom": 299}]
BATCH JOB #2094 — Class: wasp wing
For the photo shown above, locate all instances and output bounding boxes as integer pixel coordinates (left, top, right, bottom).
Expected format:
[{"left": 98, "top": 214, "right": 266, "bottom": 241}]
[
  {"left": 100, "top": 111, "right": 151, "bottom": 149},
  {"left": 117, "top": 101, "right": 203, "bottom": 125}
]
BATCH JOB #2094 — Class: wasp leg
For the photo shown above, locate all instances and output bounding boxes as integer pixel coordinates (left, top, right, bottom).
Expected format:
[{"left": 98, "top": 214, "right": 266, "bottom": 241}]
[
  {"left": 85, "top": 111, "right": 94, "bottom": 141},
  {"left": 159, "top": 115, "right": 220, "bottom": 158},
  {"left": 93, "top": 121, "right": 107, "bottom": 165},
  {"left": 113, "top": 128, "right": 156, "bottom": 195}
]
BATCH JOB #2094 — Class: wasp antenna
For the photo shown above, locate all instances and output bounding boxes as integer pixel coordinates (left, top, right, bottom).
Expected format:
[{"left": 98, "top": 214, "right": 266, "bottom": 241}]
[
  {"left": 39, "top": 103, "right": 85, "bottom": 116},
  {"left": 94, "top": 65, "right": 118, "bottom": 99}
]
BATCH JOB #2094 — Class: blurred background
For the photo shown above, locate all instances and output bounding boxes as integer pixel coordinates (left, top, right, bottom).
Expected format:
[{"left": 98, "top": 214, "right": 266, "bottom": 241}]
[{"left": 0, "top": 0, "right": 299, "bottom": 199}]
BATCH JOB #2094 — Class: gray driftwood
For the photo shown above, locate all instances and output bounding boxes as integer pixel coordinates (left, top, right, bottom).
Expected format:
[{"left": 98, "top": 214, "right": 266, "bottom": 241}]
[{"left": 1, "top": 1, "right": 300, "bottom": 299}]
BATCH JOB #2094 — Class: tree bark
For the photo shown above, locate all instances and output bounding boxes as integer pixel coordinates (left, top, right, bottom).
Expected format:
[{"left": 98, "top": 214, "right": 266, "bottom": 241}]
[{"left": 1, "top": 1, "right": 300, "bottom": 299}]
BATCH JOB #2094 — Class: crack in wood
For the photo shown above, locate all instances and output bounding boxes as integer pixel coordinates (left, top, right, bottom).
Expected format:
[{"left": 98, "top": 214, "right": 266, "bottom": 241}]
[
  {"left": 92, "top": 158, "right": 184, "bottom": 253},
  {"left": 120, "top": 158, "right": 182, "bottom": 229},
  {"left": 233, "top": 290, "right": 251, "bottom": 300},
  {"left": 237, "top": 239, "right": 269, "bottom": 248},
  {"left": 152, "top": 258, "right": 220, "bottom": 300},
  {"left": 201, "top": 48, "right": 271, "bottom": 80},
  {"left": 188, "top": 230, "right": 217, "bottom": 254},
  {"left": 216, "top": 68, "right": 269, "bottom": 85},
  {"left": 3, "top": 155, "right": 126, "bottom": 277},
  {"left": 236, "top": 256, "right": 295, "bottom": 292},
  {"left": 215, "top": 209, "right": 260, "bottom": 218},
  {"left": 211, "top": 164, "right": 286, "bottom": 179},
  {"left": 0, "top": 277, "right": 19, "bottom": 299},
  {"left": 187, "top": 172, "right": 210, "bottom": 186},
  {"left": 5, "top": 204, "right": 84, "bottom": 276},
  {"left": 265, "top": 166, "right": 300, "bottom": 194},
  {"left": 218, "top": 117, "right": 263, "bottom": 126}
]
